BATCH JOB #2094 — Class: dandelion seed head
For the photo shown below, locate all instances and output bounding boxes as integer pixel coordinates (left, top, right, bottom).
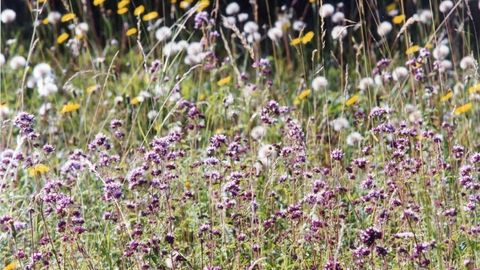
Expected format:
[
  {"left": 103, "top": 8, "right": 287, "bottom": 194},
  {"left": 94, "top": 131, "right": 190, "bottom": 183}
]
[
  {"left": 439, "top": 1, "right": 454, "bottom": 13},
  {"left": 0, "top": 53, "right": 4, "bottom": 67},
  {"left": 331, "top": 12, "right": 345, "bottom": 24},
  {"left": 251, "top": 126, "right": 266, "bottom": 141},
  {"left": 358, "top": 77, "right": 375, "bottom": 91},
  {"left": 226, "top": 2, "right": 240, "bottom": 15},
  {"left": 238, "top": 13, "right": 249, "bottom": 22},
  {"left": 244, "top": 21, "right": 259, "bottom": 34},
  {"left": 267, "top": 27, "right": 283, "bottom": 41},
  {"left": 330, "top": 117, "right": 350, "bottom": 131},
  {"left": 392, "top": 66, "right": 409, "bottom": 81},
  {"left": 432, "top": 45, "right": 450, "bottom": 60},
  {"left": 331, "top": 25, "right": 347, "bottom": 39},
  {"left": 33, "top": 63, "right": 52, "bottom": 79},
  {"left": 48, "top": 11, "right": 62, "bottom": 24},
  {"left": 346, "top": 131, "right": 364, "bottom": 145},
  {"left": 311, "top": 76, "right": 328, "bottom": 91},
  {"left": 155, "top": 26, "right": 172, "bottom": 42},
  {"left": 9, "top": 55, "right": 26, "bottom": 70},
  {"left": 377, "top": 21, "right": 393, "bottom": 36},
  {"left": 222, "top": 16, "right": 236, "bottom": 28},
  {"left": 319, "top": 4, "right": 335, "bottom": 18},
  {"left": 460, "top": 56, "right": 476, "bottom": 70},
  {"left": 1, "top": 9, "right": 16, "bottom": 24},
  {"left": 292, "top": 20, "right": 306, "bottom": 31}
]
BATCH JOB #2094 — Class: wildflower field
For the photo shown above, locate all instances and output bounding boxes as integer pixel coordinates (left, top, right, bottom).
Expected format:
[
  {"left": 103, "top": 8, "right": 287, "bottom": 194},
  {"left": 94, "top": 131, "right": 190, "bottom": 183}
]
[{"left": 1, "top": 0, "right": 480, "bottom": 269}]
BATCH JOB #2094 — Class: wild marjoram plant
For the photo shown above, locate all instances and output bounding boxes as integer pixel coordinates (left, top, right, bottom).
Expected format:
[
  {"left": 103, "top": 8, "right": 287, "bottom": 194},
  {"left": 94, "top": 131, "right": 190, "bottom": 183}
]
[{"left": 1, "top": 0, "right": 480, "bottom": 268}]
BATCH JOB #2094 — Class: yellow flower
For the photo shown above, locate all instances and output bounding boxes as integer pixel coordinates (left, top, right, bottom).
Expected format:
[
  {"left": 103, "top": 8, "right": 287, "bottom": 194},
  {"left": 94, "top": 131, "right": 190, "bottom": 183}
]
[
  {"left": 455, "top": 103, "right": 473, "bottom": 114},
  {"left": 2, "top": 261, "right": 17, "bottom": 270},
  {"left": 468, "top": 84, "right": 480, "bottom": 94},
  {"left": 131, "top": 97, "right": 141, "bottom": 105},
  {"left": 143, "top": 11, "right": 158, "bottom": 21},
  {"left": 39, "top": 0, "right": 46, "bottom": 2},
  {"left": 197, "top": 0, "right": 210, "bottom": 11},
  {"left": 290, "top": 37, "right": 301, "bottom": 46},
  {"left": 61, "top": 13, "right": 76, "bottom": 22},
  {"left": 392, "top": 14, "right": 405, "bottom": 24},
  {"left": 134, "top": 5, "right": 145, "bottom": 15},
  {"left": 57, "top": 33, "right": 69, "bottom": 44},
  {"left": 405, "top": 45, "right": 420, "bottom": 55},
  {"left": 217, "top": 76, "right": 231, "bottom": 86},
  {"left": 179, "top": 1, "right": 190, "bottom": 9},
  {"left": 75, "top": 34, "right": 83, "bottom": 39},
  {"left": 60, "top": 102, "right": 81, "bottom": 113},
  {"left": 282, "top": 23, "right": 291, "bottom": 31},
  {"left": 117, "top": 7, "right": 128, "bottom": 15},
  {"left": 28, "top": 164, "right": 50, "bottom": 176},
  {"left": 440, "top": 92, "right": 453, "bottom": 102},
  {"left": 298, "top": 89, "right": 311, "bottom": 100},
  {"left": 93, "top": 0, "right": 105, "bottom": 6},
  {"left": 425, "top": 43, "right": 433, "bottom": 49},
  {"left": 309, "top": 0, "right": 315, "bottom": 2},
  {"left": 126, "top": 28, "right": 137, "bottom": 36},
  {"left": 215, "top": 128, "right": 224, "bottom": 134},
  {"left": 386, "top": 3, "right": 396, "bottom": 12},
  {"left": 293, "top": 98, "right": 300, "bottom": 105},
  {"left": 0, "top": 103, "right": 7, "bottom": 108},
  {"left": 118, "top": 0, "right": 130, "bottom": 9},
  {"left": 43, "top": 18, "right": 49, "bottom": 24},
  {"left": 301, "top": 31, "right": 314, "bottom": 44},
  {"left": 346, "top": 94, "right": 360, "bottom": 106},
  {"left": 171, "top": 0, "right": 177, "bottom": 4},
  {"left": 86, "top": 85, "right": 100, "bottom": 93},
  {"left": 199, "top": 93, "right": 205, "bottom": 101},
  {"left": 184, "top": 182, "right": 191, "bottom": 189}
]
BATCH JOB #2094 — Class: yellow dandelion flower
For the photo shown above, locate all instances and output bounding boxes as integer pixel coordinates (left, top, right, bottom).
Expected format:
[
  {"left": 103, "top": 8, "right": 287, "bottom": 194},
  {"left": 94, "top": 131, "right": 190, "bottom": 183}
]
[
  {"left": 134, "top": 5, "right": 145, "bottom": 15},
  {"left": 468, "top": 84, "right": 480, "bottom": 94},
  {"left": 217, "top": 76, "right": 231, "bottom": 86},
  {"left": 184, "top": 182, "right": 191, "bottom": 189},
  {"left": 425, "top": 43, "right": 433, "bottom": 49},
  {"left": 282, "top": 23, "right": 291, "bottom": 31},
  {"left": 405, "top": 45, "right": 420, "bottom": 55},
  {"left": 86, "top": 85, "right": 100, "bottom": 93},
  {"left": 57, "top": 33, "right": 69, "bottom": 44},
  {"left": 290, "top": 37, "right": 301, "bottom": 46},
  {"left": 199, "top": 93, "right": 205, "bottom": 101},
  {"left": 93, "top": 0, "right": 105, "bottom": 6},
  {"left": 0, "top": 103, "right": 7, "bottom": 108},
  {"left": 117, "top": 7, "right": 128, "bottom": 15},
  {"left": 179, "top": 1, "right": 190, "bottom": 9},
  {"left": 386, "top": 3, "right": 396, "bottom": 12},
  {"left": 43, "top": 18, "right": 49, "bottom": 24},
  {"left": 346, "top": 94, "right": 360, "bottom": 106},
  {"left": 143, "top": 11, "right": 158, "bottom": 21},
  {"left": 171, "top": 0, "right": 177, "bottom": 4},
  {"left": 28, "top": 164, "right": 50, "bottom": 176},
  {"left": 293, "top": 98, "right": 301, "bottom": 105},
  {"left": 118, "top": 0, "right": 130, "bottom": 9},
  {"left": 75, "top": 34, "right": 83, "bottom": 39},
  {"left": 392, "top": 14, "right": 405, "bottom": 24},
  {"left": 197, "top": 0, "right": 210, "bottom": 11},
  {"left": 3, "top": 261, "right": 17, "bottom": 270},
  {"left": 60, "top": 102, "right": 81, "bottom": 113},
  {"left": 301, "top": 31, "right": 315, "bottom": 44},
  {"left": 440, "top": 92, "right": 453, "bottom": 102},
  {"left": 131, "top": 97, "right": 141, "bottom": 105},
  {"left": 298, "top": 89, "right": 311, "bottom": 100},
  {"left": 126, "top": 28, "right": 137, "bottom": 36},
  {"left": 455, "top": 103, "right": 473, "bottom": 114},
  {"left": 61, "top": 13, "right": 76, "bottom": 22},
  {"left": 215, "top": 128, "right": 224, "bottom": 134}
]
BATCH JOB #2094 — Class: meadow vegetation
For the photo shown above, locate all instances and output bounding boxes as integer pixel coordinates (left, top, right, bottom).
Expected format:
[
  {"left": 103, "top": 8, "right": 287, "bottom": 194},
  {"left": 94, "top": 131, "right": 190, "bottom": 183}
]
[{"left": 1, "top": 0, "right": 480, "bottom": 269}]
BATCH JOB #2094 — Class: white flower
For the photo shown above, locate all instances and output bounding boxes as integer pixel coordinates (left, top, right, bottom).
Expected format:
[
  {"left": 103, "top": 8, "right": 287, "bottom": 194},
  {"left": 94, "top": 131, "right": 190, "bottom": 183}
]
[
  {"left": 226, "top": 2, "right": 240, "bottom": 15},
  {"left": 438, "top": 60, "right": 452, "bottom": 73},
  {"left": 75, "top": 22, "right": 89, "bottom": 35},
  {"left": 222, "top": 16, "right": 236, "bottom": 28},
  {"left": 48, "top": 11, "right": 62, "bottom": 24},
  {"left": 247, "top": 32, "right": 261, "bottom": 43},
  {"left": 330, "top": 117, "right": 350, "bottom": 131},
  {"left": 0, "top": 53, "right": 5, "bottom": 67},
  {"left": 392, "top": 66, "right": 409, "bottom": 81},
  {"left": 163, "top": 42, "right": 179, "bottom": 57},
  {"left": 238, "top": 13, "right": 249, "bottom": 22},
  {"left": 39, "top": 103, "right": 52, "bottom": 115},
  {"left": 176, "top": 40, "right": 189, "bottom": 51},
  {"left": 0, "top": 105, "right": 10, "bottom": 120},
  {"left": 258, "top": 144, "right": 276, "bottom": 167},
  {"left": 377, "top": 21, "right": 392, "bottom": 36},
  {"left": 187, "top": 42, "right": 203, "bottom": 55},
  {"left": 439, "top": 1, "right": 454, "bottom": 13},
  {"left": 419, "top": 10, "right": 433, "bottom": 23},
  {"left": 312, "top": 76, "right": 328, "bottom": 91},
  {"left": 267, "top": 27, "right": 283, "bottom": 41},
  {"left": 346, "top": 131, "right": 364, "bottom": 145},
  {"left": 1, "top": 9, "right": 16, "bottom": 24},
  {"left": 292, "top": 20, "right": 306, "bottom": 31},
  {"left": 432, "top": 45, "right": 450, "bottom": 60},
  {"left": 409, "top": 110, "right": 422, "bottom": 122},
  {"left": 155, "top": 26, "right": 172, "bottom": 42},
  {"left": 251, "top": 125, "right": 266, "bottom": 141},
  {"left": 331, "top": 12, "right": 345, "bottom": 24},
  {"left": 9, "top": 55, "right": 26, "bottom": 69},
  {"left": 331, "top": 25, "right": 347, "bottom": 39},
  {"left": 358, "top": 77, "right": 375, "bottom": 91},
  {"left": 147, "top": 110, "right": 158, "bottom": 120},
  {"left": 244, "top": 21, "right": 259, "bottom": 34},
  {"left": 33, "top": 63, "right": 52, "bottom": 79},
  {"left": 184, "top": 55, "right": 202, "bottom": 65},
  {"left": 37, "top": 78, "right": 58, "bottom": 97},
  {"left": 460, "top": 56, "right": 476, "bottom": 70},
  {"left": 319, "top": 4, "right": 335, "bottom": 18}
]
